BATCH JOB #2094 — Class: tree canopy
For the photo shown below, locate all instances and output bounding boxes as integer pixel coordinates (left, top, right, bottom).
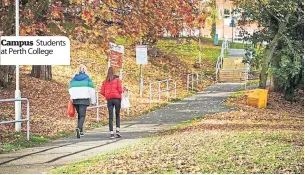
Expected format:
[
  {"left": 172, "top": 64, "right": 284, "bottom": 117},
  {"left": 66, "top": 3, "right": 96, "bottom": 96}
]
[{"left": 235, "top": 0, "right": 304, "bottom": 100}]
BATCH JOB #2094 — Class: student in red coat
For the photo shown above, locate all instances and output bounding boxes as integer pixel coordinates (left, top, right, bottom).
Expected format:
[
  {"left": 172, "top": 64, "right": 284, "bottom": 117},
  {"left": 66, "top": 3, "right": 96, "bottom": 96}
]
[{"left": 100, "top": 67, "right": 123, "bottom": 139}]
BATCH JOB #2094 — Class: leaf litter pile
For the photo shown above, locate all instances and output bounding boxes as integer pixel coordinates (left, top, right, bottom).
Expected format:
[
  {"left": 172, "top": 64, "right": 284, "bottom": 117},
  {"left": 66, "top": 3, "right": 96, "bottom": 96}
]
[
  {"left": 0, "top": 40, "right": 216, "bottom": 150},
  {"left": 53, "top": 90, "right": 304, "bottom": 174}
]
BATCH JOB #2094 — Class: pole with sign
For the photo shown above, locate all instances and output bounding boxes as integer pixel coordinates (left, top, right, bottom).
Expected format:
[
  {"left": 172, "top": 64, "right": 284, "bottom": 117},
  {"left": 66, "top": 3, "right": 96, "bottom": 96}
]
[
  {"left": 136, "top": 45, "right": 148, "bottom": 97},
  {"left": 230, "top": 17, "right": 235, "bottom": 43},
  {"left": 109, "top": 42, "right": 124, "bottom": 80}
]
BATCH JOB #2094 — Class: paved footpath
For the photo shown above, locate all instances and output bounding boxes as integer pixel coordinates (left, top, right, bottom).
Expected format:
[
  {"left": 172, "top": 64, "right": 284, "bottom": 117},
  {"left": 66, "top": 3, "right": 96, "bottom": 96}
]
[
  {"left": 0, "top": 83, "right": 244, "bottom": 174},
  {"left": 226, "top": 48, "right": 246, "bottom": 58}
]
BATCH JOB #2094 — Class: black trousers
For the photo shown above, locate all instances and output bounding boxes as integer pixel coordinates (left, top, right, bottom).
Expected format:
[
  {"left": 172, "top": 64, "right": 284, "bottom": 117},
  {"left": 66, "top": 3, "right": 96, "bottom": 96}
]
[
  {"left": 73, "top": 104, "right": 88, "bottom": 132},
  {"left": 107, "top": 98, "right": 121, "bottom": 131}
]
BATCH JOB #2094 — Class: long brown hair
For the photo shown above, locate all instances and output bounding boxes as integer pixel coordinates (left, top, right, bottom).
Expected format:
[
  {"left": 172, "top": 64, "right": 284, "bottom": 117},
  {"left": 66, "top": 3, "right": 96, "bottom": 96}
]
[{"left": 106, "top": 67, "right": 115, "bottom": 82}]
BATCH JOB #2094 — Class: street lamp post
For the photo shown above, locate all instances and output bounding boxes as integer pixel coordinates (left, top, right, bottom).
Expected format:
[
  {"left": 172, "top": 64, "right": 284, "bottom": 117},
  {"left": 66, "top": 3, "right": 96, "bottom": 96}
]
[
  {"left": 15, "top": 0, "right": 21, "bottom": 132},
  {"left": 222, "top": 0, "right": 225, "bottom": 40},
  {"left": 198, "top": 0, "right": 202, "bottom": 64},
  {"left": 230, "top": 17, "right": 235, "bottom": 43}
]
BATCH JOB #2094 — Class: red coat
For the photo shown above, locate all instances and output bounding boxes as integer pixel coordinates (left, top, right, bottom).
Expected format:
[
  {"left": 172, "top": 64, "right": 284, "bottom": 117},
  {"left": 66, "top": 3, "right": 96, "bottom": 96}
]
[{"left": 100, "top": 78, "right": 123, "bottom": 100}]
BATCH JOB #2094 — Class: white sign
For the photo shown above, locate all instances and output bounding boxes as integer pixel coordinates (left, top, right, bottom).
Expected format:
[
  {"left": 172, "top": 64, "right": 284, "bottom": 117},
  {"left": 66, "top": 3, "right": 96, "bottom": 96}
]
[
  {"left": 110, "top": 42, "right": 124, "bottom": 54},
  {"left": 136, "top": 45, "right": 148, "bottom": 65},
  {"left": 0, "top": 36, "right": 70, "bottom": 65}
]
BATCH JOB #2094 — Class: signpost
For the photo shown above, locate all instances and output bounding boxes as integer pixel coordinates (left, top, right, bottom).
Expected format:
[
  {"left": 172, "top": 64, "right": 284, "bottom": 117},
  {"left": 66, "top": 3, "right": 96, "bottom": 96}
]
[
  {"left": 230, "top": 17, "right": 235, "bottom": 42},
  {"left": 136, "top": 45, "right": 148, "bottom": 97},
  {"left": 109, "top": 42, "right": 124, "bottom": 80}
]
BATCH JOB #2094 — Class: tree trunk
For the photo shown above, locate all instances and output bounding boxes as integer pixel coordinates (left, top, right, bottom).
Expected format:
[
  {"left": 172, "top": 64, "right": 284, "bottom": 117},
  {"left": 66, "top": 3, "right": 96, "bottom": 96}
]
[
  {"left": 270, "top": 76, "right": 280, "bottom": 92},
  {"left": 0, "top": 1, "right": 16, "bottom": 88},
  {"left": 0, "top": 66, "right": 15, "bottom": 88},
  {"left": 210, "top": 0, "right": 216, "bottom": 38},
  {"left": 259, "top": 19, "right": 289, "bottom": 89},
  {"left": 31, "top": 65, "right": 52, "bottom": 80}
]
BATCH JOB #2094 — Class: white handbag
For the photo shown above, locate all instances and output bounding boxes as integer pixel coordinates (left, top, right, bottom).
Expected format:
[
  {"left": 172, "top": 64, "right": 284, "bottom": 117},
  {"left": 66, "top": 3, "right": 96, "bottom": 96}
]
[{"left": 121, "top": 89, "right": 130, "bottom": 109}]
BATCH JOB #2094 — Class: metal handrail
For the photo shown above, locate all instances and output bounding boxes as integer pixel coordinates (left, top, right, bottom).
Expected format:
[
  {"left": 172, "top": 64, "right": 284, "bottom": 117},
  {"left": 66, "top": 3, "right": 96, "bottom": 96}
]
[
  {"left": 149, "top": 79, "right": 177, "bottom": 104},
  {"left": 215, "top": 39, "right": 229, "bottom": 82},
  {"left": 0, "top": 98, "right": 30, "bottom": 141},
  {"left": 150, "top": 79, "right": 174, "bottom": 85},
  {"left": 187, "top": 73, "right": 204, "bottom": 92},
  {"left": 88, "top": 88, "right": 131, "bottom": 119},
  {"left": 239, "top": 69, "right": 249, "bottom": 89},
  {"left": 87, "top": 91, "right": 106, "bottom": 122}
]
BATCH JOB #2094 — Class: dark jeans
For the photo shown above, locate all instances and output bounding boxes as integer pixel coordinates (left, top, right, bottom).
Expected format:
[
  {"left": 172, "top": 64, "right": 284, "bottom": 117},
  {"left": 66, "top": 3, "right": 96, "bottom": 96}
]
[
  {"left": 73, "top": 104, "right": 88, "bottom": 132},
  {"left": 107, "top": 98, "right": 121, "bottom": 131}
]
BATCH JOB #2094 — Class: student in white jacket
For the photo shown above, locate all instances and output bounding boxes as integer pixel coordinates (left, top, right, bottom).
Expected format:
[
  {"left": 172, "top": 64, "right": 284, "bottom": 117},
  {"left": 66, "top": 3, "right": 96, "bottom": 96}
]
[{"left": 69, "top": 65, "right": 96, "bottom": 138}]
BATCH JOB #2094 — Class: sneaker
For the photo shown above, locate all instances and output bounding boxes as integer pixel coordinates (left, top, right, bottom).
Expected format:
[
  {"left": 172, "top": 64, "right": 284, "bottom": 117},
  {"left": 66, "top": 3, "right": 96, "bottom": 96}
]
[
  {"left": 110, "top": 134, "right": 115, "bottom": 139},
  {"left": 80, "top": 132, "right": 84, "bottom": 137},
  {"left": 76, "top": 128, "right": 81, "bottom": 139},
  {"left": 116, "top": 131, "right": 121, "bottom": 138}
]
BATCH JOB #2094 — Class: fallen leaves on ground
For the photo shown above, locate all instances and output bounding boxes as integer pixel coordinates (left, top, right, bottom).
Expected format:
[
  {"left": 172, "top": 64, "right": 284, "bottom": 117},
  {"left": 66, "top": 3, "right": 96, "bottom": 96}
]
[
  {"left": 0, "top": 39, "right": 216, "bottom": 149},
  {"left": 51, "top": 90, "right": 304, "bottom": 174}
]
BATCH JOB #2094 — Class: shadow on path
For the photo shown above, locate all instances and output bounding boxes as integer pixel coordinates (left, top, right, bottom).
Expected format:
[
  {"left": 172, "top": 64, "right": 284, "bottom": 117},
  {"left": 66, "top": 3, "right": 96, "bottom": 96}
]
[{"left": 0, "top": 83, "right": 245, "bottom": 174}]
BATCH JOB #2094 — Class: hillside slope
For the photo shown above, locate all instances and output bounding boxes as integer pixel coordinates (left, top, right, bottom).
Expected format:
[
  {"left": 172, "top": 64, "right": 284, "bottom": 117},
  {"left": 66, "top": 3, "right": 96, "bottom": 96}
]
[{"left": 0, "top": 39, "right": 220, "bottom": 150}]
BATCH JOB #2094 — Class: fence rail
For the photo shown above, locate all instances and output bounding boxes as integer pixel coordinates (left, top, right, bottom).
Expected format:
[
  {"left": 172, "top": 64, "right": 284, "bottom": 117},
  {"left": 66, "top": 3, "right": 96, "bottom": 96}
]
[
  {"left": 87, "top": 91, "right": 107, "bottom": 122},
  {"left": 0, "top": 98, "right": 30, "bottom": 141},
  {"left": 239, "top": 69, "right": 249, "bottom": 89},
  {"left": 187, "top": 73, "right": 204, "bottom": 92},
  {"left": 216, "top": 39, "right": 230, "bottom": 82},
  {"left": 88, "top": 89, "right": 130, "bottom": 121},
  {"left": 149, "top": 79, "right": 177, "bottom": 104}
]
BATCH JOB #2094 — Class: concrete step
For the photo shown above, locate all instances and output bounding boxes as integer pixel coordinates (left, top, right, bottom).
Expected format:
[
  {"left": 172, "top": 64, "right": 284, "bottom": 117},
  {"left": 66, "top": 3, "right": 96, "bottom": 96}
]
[
  {"left": 222, "top": 65, "right": 247, "bottom": 69},
  {"left": 218, "top": 67, "right": 247, "bottom": 83},
  {"left": 219, "top": 70, "right": 247, "bottom": 74},
  {"left": 223, "top": 57, "right": 243, "bottom": 63}
]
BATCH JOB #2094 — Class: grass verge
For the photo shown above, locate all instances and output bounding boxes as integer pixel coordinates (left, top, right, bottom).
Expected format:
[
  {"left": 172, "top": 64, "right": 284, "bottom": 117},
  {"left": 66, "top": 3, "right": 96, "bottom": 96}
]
[
  {"left": 51, "top": 130, "right": 303, "bottom": 174},
  {"left": 50, "top": 90, "right": 303, "bottom": 174},
  {"left": 0, "top": 132, "right": 51, "bottom": 153}
]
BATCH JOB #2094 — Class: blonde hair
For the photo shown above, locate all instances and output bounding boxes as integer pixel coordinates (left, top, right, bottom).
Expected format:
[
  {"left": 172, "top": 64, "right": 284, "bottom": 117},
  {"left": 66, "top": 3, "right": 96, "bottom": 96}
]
[{"left": 79, "top": 64, "right": 87, "bottom": 74}]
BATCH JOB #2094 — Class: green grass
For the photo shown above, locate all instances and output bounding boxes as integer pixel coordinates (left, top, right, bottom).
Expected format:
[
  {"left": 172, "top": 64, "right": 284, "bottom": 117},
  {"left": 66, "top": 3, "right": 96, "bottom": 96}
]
[
  {"left": 247, "top": 79, "right": 260, "bottom": 86},
  {"left": 228, "top": 90, "right": 245, "bottom": 98},
  {"left": 156, "top": 39, "right": 220, "bottom": 62},
  {"left": 0, "top": 131, "right": 76, "bottom": 154},
  {"left": 0, "top": 132, "right": 51, "bottom": 153},
  {"left": 197, "top": 131, "right": 303, "bottom": 174},
  {"left": 90, "top": 120, "right": 108, "bottom": 128},
  {"left": 50, "top": 130, "right": 304, "bottom": 174},
  {"left": 229, "top": 42, "right": 244, "bottom": 49},
  {"left": 205, "top": 37, "right": 244, "bottom": 49},
  {"left": 171, "top": 115, "right": 205, "bottom": 129},
  {"left": 50, "top": 92, "right": 304, "bottom": 174},
  {"left": 170, "top": 98, "right": 182, "bottom": 103},
  {"left": 246, "top": 76, "right": 271, "bottom": 86}
]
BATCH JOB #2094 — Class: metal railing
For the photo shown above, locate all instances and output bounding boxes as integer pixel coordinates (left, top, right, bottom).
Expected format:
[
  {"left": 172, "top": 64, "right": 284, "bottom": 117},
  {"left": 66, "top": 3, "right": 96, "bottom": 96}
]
[
  {"left": 0, "top": 98, "right": 30, "bottom": 140},
  {"left": 87, "top": 91, "right": 107, "bottom": 122},
  {"left": 240, "top": 69, "right": 249, "bottom": 89},
  {"left": 88, "top": 89, "right": 131, "bottom": 121},
  {"left": 187, "top": 73, "right": 204, "bottom": 92},
  {"left": 215, "top": 55, "right": 223, "bottom": 82},
  {"left": 216, "top": 39, "right": 230, "bottom": 82},
  {"left": 149, "top": 79, "right": 177, "bottom": 104}
]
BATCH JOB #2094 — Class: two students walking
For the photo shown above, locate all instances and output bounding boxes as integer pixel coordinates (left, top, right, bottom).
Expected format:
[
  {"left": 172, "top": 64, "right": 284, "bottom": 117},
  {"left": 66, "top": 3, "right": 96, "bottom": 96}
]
[{"left": 68, "top": 65, "right": 123, "bottom": 139}]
